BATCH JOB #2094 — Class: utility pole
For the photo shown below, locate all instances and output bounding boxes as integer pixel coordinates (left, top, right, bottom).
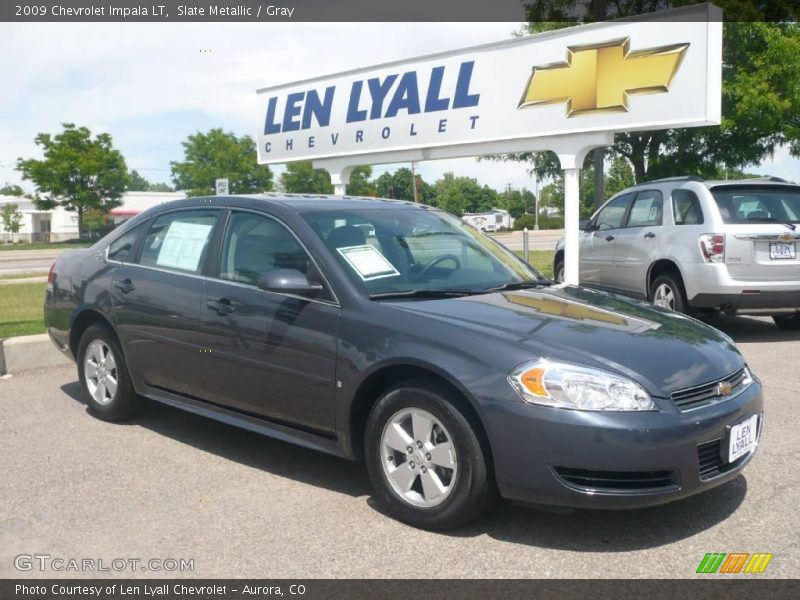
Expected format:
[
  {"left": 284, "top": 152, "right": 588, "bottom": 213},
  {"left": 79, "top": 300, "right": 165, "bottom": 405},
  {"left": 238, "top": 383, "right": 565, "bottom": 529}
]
[{"left": 411, "top": 161, "right": 419, "bottom": 203}]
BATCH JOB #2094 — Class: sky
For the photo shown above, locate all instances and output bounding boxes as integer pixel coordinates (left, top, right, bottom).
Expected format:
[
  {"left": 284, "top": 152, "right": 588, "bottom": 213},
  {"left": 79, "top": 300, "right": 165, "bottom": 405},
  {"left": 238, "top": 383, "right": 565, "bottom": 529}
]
[{"left": 1, "top": 21, "right": 798, "bottom": 194}]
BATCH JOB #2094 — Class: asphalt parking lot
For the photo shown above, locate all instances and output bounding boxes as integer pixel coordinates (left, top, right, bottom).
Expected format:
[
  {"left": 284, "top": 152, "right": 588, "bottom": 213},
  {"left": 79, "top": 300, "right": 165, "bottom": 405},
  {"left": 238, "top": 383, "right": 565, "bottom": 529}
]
[{"left": 1, "top": 315, "right": 798, "bottom": 579}]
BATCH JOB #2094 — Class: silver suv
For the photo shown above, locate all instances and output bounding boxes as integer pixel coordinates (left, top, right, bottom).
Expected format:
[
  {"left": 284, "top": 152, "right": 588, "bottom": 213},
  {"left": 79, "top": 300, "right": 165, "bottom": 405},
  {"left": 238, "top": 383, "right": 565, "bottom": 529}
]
[{"left": 553, "top": 176, "right": 800, "bottom": 330}]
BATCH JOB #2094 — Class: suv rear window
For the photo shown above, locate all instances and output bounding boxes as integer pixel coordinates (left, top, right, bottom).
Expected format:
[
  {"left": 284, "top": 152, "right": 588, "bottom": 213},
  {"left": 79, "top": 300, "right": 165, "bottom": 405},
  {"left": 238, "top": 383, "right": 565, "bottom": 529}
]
[
  {"left": 672, "top": 189, "right": 704, "bottom": 225},
  {"left": 711, "top": 185, "right": 800, "bottom": 224}
]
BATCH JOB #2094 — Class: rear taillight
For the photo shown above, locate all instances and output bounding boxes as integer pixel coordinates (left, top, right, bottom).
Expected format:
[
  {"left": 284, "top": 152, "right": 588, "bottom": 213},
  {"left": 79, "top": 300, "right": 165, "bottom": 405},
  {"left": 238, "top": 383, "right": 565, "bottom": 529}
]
[
  {"left": 47, "top": 262, "right": 56, "bottom": 291},
  {"left": 699, "top": 233, "right": 725, "bottom": 263}
]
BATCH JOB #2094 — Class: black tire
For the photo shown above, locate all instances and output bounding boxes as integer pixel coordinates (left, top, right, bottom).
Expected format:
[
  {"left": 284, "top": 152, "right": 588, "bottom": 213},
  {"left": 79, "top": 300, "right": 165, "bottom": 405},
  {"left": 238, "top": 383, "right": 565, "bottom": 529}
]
[
  {"left": 553, "top": 256, "right": 565, "bottom": 283},
  {"left": 77, "top": 323, "right": 142, "bottom": 421},
  {"left": 649, "top": 272, "right": 688, "bottom": 314},
  {"left": 773, "top": 314, "right": 800, "bottom": 331},
  {"left": 364, "top": 379, "right": 495, "bottom": 530}
]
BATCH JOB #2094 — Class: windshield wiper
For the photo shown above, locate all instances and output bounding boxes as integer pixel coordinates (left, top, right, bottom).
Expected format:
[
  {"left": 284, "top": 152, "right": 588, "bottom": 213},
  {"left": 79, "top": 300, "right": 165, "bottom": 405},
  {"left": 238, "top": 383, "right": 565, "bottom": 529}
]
[
  {"left": 482, "top": 280, "right": 553, "bottom": 292},
  {"left": 369, "top": 289, "right": 485, "bottom": 300}
]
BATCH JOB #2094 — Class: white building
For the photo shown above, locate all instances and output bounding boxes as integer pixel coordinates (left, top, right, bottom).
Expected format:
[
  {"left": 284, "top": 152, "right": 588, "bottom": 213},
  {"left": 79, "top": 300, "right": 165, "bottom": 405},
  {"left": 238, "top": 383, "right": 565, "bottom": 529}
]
[{"left": 0, "top": 191, "right": 185, "bottom": 243}]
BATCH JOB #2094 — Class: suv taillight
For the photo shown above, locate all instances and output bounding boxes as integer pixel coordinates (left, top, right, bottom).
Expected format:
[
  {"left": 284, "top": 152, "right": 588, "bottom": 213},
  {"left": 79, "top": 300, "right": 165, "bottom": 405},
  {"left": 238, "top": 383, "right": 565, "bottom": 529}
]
[
  {"left": 699, "top": 233, "right": 725, "bottom": 263},
  {"left": 47, "top": 262, "right": 56, "bottom": 291}
]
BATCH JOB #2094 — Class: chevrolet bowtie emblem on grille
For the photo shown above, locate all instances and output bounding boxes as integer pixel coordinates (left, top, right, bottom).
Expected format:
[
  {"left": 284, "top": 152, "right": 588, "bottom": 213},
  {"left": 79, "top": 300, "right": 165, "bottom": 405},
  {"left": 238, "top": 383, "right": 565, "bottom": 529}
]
[
  {"left": 519, "top": 39, "right": 689, "bottom": 117},
  {"left": 717, "top": 381, "right": 733, "bottom": 396},
  {"left": 778, "top": 232, "right": 794, "bottom": 242}
]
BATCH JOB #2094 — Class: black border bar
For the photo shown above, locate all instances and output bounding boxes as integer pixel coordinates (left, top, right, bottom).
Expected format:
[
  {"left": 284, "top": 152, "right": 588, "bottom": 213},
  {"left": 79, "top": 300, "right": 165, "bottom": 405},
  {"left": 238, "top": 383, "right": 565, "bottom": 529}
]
[{"left": 1, "top": 1, "right": 798, "bottom": 23}]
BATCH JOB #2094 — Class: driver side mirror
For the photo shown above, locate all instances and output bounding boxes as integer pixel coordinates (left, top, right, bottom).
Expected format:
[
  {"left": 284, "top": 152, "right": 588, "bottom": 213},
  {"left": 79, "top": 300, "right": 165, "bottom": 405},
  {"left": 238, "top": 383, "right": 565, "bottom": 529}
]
[
  {"left": 257, "top": 269, "right": 324, "bottom": 298},
  {"left": 579, "top": 219, "right": 592, "bottom": 232}
]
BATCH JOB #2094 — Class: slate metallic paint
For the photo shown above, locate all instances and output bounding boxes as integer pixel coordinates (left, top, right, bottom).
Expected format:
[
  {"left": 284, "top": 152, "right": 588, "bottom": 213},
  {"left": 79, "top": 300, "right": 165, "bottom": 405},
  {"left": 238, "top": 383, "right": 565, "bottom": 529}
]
[{"left": 44, "top": 195, "right": 763, "bottom": 509}]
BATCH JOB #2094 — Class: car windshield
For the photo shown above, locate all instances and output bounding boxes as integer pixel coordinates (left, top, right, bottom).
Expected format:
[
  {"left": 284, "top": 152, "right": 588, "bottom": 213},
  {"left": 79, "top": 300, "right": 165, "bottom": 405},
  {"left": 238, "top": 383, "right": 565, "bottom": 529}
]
[
  {"left": 302, "top": 206, "right": 545, "bottom": 297},
  {"left": 711, "top": 186, "right": 800, "bottom": 224}
]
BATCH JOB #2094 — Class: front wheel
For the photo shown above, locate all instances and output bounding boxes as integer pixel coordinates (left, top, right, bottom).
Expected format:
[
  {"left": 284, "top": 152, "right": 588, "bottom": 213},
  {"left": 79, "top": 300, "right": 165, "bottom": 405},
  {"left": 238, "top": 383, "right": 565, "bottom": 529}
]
[
  {"left": 364, "top": 380, "right": 495, "bottom": 530},
  {"left": 773, "top": 313, "right": 800, "bottom": 330},
  {"left": 77, "top": 324, "right": 142, "bottom": 421}
]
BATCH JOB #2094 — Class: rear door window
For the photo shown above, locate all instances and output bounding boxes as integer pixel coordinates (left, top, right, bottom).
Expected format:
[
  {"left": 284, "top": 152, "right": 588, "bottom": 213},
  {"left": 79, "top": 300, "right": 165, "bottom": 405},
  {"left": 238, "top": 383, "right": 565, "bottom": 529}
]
[
  {"left": 139, "top": 210, "right": 219, "bottom": 274},
  {"left": 108, "top": 222, "right": 147, "bottom": 262},
  {"left": 626, "top": 190, "right": 663, "bottom": 227}
]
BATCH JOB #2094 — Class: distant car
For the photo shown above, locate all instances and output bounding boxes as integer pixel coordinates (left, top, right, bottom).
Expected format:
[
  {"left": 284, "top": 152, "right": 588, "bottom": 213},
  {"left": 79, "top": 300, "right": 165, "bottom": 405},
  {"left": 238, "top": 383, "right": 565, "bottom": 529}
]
[
  {"left": 553, "top": 176, "right": 800, "bottom": 329},
  {"left": 46, "top": 194, "right": 762, "bottom": 530}
]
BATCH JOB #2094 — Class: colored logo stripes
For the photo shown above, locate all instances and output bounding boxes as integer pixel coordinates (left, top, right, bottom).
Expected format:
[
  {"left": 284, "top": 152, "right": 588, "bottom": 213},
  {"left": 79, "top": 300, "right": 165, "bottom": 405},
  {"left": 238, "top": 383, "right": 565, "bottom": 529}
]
[{"left": 697, "top": 553, "right": 773, "bottom": 574}]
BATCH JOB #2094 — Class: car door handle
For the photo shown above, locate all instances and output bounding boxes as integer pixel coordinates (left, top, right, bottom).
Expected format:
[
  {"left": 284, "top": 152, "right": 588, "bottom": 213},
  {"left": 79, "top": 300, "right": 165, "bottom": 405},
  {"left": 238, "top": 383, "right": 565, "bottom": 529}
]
[
  {"left": 644, "top": 232, "right": 656, "bottom": 239},
  {"left": 113, "top": 279, "right": 135, "bottom": 293},
  {"left": 605, "top": 235, "right": 615, "bottom": 242},
  {"left": 206, "top": 298, "right": 235, "bottom": 315}
]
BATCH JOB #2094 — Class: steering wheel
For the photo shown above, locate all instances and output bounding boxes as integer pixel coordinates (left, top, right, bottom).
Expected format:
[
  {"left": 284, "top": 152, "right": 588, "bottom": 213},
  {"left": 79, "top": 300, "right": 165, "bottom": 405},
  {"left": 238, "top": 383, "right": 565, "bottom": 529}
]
[{"left": 418, "top": 254, "right": 461, "bottom": 279}]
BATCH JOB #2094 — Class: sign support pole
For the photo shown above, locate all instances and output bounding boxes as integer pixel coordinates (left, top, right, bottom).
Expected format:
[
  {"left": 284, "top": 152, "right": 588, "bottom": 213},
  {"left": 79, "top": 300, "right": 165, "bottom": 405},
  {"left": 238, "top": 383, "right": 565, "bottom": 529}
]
[{"left": 562, "top": 167, "right": 581, "bottom": 285}]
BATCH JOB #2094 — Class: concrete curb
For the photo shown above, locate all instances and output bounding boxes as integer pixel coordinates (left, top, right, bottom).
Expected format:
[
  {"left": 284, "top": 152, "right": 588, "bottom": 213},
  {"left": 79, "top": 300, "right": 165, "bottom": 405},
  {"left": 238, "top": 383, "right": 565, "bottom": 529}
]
[{"left": 0, "top": 334, "right": 71, "bottom": 376}]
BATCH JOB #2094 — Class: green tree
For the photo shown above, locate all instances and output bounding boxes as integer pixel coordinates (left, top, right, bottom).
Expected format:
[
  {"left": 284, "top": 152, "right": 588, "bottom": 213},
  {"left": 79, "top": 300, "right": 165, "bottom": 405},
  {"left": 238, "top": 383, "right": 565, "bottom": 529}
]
[
  {"left": 0, "top": 183, "right": 25, "bottom": 196},
  {"left": 17, "top": 123, "right": 128, "bottom": 237},
  {"left": 281, "top": 160, "right": 334, "bottom": 194},
  {"left": 82, "top": 209, "right": 110, "bottom": 237},
  {"left": 605, "top": 156, "right": 635, "bottom": 197},
  {"left": 171, "top": 128, "right": 273, "bottom": 197},
  {"left": 0, "top": 203, "right": 24, "bottom": 241},
  {"left": 127, "top": 169, "right": 151, "bottom": 191},
  {"left": 433, "top": 172, "right": 499, "bottom": 217},
  {"left": 346, "top": 166, "right": 376, "bottom": 196},
  {"left": 149, "top": 182, "right": 175, "bottom": 192},
  {"left": 501, "top": 15, "right": 800, "bottom": 183},
  {"left": 502, "top": 188, "right": 537, "bottom": 218},
  {"left": 375, "top": 168, "right": 435, "bottom": 203}
]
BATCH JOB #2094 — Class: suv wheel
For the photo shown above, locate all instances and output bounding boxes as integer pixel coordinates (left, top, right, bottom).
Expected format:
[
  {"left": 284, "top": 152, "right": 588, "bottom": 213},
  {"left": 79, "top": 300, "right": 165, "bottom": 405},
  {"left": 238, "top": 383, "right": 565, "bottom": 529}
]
[
  {"left": 553, "top": 257, "right": 565, "bottom": 283},
  {"left": 649, "top": 273, "right": 687, "bottom": 313},
  {"left": 773, "top": 314, "right": 800, "bottom": 331},
  {"left": 77, "top": 324, "right": 142, "bottom": 421},
  {"left": 364, "top": 380, "right": 495, "bottom": 530}
]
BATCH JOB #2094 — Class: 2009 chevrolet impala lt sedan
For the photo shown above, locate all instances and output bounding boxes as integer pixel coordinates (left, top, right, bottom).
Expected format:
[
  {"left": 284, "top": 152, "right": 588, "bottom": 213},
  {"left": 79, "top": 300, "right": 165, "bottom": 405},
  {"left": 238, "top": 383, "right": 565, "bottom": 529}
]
[{"left": 45, "top": 194, "right": 763, "bottom": 530}]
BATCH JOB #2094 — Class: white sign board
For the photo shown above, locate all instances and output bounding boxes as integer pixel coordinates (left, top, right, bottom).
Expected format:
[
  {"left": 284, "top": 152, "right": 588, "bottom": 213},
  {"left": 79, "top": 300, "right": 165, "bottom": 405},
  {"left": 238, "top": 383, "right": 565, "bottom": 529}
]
[
  {"left": 256, "top": 4, "right": 721, "bottom": 165},
  {"left": 215, "top": 178, "right": 229, "bottom": 195}
]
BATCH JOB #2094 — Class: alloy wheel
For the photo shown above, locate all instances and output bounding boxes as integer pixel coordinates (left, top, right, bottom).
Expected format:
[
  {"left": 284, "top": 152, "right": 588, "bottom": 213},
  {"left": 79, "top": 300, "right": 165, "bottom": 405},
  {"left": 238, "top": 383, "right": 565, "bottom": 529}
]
[
  {"left": 653, "top": 283, "right": 676, "bottom": 309},
  {"left": 84, "top": 339, "right": 118, "bottom": 405},
  {"left": 380, "top": 408, "right": 458, "bottom": 508}
]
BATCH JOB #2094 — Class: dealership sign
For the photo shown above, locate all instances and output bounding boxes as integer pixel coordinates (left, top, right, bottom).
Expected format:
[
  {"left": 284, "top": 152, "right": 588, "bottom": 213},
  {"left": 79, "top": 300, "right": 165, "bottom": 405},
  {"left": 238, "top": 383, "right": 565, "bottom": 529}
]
[{"left": 255, "top": 4, "right": 721, "bottom": 165}]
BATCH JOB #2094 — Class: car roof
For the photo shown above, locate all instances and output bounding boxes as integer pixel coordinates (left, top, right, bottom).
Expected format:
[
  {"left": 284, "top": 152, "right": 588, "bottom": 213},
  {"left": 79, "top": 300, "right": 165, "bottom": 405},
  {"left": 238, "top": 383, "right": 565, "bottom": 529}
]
[{"left": 222, "top": 193, "right": 423, "bottom": 212}]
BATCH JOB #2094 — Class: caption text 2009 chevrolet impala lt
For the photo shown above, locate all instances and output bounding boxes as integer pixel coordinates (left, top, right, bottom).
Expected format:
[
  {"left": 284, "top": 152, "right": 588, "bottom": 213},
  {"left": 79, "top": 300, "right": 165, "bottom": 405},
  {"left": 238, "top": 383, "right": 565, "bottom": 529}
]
[{"left": 44, "top": 194, "right": 763, "bottom": 530}]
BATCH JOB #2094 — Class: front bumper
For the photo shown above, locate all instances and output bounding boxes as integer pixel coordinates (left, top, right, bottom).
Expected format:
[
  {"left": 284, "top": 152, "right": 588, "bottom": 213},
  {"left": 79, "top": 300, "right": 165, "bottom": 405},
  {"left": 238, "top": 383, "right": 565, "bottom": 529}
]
[{"left": 481, "top": 381, "right": 763, "bottom": 509}]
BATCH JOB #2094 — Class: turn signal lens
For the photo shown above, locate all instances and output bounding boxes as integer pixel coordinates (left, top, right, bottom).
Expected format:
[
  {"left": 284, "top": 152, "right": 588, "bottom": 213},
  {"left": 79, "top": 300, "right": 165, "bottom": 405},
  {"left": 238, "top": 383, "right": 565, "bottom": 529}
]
[
  {"left": 508, "top": 359, "right": 655, "bottom": 411},
  {"left": 47, "top": 262, "right": 56, "bottom": 291}
]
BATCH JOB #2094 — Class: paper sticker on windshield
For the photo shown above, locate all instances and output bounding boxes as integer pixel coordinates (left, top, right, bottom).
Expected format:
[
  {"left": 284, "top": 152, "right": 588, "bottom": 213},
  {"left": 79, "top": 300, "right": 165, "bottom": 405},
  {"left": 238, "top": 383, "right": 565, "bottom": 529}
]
[
  {"left": 337, "top": 245, "right": 400, "bottom": 281},
  {"left": 156, "top": 221, "right": 213, "bottom": 272}
]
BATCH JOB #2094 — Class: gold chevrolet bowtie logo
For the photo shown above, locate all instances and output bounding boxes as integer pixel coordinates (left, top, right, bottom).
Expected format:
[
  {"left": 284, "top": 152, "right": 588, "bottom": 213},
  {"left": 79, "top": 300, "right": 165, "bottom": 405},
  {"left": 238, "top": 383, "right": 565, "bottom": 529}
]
[{"left": 520, "top": 38, "right": 689, "bottom": 117}]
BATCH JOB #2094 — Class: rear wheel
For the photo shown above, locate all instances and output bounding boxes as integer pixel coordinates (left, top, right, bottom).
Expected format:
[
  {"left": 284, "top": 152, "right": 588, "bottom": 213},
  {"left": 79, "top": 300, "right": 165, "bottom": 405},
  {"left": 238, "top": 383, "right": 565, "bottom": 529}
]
[
  {"left": 773, "top": 314, "right": 800, "bottom": 330},
  {"left": 364, "top": 380, "right": 495, "bottom": 530},
  {"left": 553, "top": 256, "right": 565, "bottom": 283},
  {"left": 77, "top": 324, "right": 142, "bottom": 421},
  {"left": 649, "top": 272, "right": 688, "bottom": 314}
]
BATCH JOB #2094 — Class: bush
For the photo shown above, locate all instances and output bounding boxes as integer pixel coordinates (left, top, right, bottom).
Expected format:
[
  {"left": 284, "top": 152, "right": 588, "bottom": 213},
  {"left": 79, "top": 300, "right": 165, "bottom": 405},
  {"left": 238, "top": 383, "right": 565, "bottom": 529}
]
[{"left": 513, "top": 214, "right": 537, "bottom": 230}]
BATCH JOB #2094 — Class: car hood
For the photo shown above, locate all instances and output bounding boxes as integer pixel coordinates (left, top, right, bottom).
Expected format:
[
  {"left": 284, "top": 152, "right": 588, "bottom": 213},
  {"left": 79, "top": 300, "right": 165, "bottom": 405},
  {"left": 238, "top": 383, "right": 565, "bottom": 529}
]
[{"left": 387, "top": 285, "right": 744, "bottom": 398}]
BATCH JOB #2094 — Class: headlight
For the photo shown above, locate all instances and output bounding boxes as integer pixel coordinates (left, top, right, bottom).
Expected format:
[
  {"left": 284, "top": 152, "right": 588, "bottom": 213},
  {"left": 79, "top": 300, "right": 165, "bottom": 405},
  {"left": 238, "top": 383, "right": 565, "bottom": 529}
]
[{"left": 508, "top": 359, "right": 655, "bottom": 411}]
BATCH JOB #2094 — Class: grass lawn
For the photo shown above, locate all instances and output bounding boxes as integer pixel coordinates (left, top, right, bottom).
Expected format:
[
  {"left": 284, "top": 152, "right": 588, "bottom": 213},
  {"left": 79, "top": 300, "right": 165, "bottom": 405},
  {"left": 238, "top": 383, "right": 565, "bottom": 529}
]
[
  {"left": 0, "top": 272, "right": 47, "bottom": 280},
  {"left": 0, "top": 241, "right": 90, "bottom": 251},
  {"left": 0, "top": 282, "right": 47, "bottom": 338},
  {"left": 516, "top": 249, "right": 554, "bottom": 278}
]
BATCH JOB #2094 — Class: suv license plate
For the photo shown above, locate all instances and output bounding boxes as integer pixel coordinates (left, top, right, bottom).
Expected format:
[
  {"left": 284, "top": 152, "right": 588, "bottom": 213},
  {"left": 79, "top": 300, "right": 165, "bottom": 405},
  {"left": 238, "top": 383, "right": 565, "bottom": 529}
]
[
  {"left": 729, "top": 414, "right": 758, "bottom": 463},
  {"left": 769, "top": 242, "right": 796, "bottom": 259}
]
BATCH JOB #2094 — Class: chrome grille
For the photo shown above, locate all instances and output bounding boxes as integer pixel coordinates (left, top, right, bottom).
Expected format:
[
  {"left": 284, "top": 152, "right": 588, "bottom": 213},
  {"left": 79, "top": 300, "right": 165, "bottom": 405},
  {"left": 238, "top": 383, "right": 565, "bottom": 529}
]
[{"left": 671, "top": 367, "right": 750, "bottom": 412}]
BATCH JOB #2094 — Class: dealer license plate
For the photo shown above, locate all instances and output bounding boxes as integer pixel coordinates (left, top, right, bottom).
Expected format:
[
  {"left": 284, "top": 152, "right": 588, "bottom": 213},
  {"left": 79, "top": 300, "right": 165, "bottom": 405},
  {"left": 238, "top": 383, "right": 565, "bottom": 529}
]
[
  {"left": 769, "top": 243, "right": 795, "bottom": 259},
  {"left": 728, "top": 414, "right": 758, "bottom": 463}
]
